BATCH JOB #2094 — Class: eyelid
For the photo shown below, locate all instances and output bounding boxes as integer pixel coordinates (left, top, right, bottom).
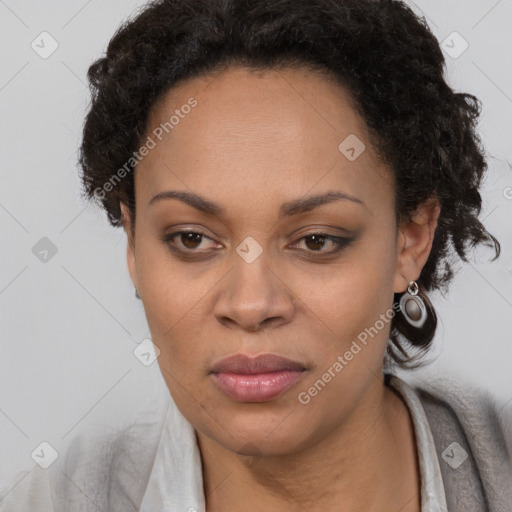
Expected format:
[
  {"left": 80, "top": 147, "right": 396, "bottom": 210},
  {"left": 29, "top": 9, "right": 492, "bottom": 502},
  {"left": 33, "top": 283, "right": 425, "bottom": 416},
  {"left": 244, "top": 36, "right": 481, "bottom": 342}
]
[
  {"left": 162, "top": 224, "right": 219, "bottom": 240},
  {"left": 288, "top": 232, "right": 353, "bottom": 254},
  {"left": 161, "top": 226, "right": 355, "bottom": 258},
  {"left": 287, "top": 224, "right": 355, "bottom": 238},
  {"left": 161, "top": 228, "right": 222, "bottom": 252}
]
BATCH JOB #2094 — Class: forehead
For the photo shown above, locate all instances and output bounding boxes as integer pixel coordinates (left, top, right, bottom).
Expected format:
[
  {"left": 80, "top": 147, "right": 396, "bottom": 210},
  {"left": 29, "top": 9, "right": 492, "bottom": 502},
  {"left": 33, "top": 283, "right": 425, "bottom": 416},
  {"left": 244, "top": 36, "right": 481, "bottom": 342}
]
[{"left": 136, "top": 65, "right": 393, "bottom": 208}]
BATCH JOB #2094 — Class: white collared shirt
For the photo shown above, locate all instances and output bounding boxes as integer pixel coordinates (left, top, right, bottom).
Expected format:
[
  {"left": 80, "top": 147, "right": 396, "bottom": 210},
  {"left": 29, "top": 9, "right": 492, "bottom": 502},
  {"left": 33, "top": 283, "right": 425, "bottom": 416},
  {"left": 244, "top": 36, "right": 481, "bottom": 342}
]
[{"left": 139, "top": 375, "right": 448, "bottom": 511}]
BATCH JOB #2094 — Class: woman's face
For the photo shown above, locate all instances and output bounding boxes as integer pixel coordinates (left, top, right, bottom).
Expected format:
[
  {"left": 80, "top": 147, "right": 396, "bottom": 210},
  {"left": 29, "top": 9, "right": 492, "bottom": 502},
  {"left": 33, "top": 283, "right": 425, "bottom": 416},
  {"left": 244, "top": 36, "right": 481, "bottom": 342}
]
[{"left": 123, "top": 66, "right": 430, "bottom": 456}]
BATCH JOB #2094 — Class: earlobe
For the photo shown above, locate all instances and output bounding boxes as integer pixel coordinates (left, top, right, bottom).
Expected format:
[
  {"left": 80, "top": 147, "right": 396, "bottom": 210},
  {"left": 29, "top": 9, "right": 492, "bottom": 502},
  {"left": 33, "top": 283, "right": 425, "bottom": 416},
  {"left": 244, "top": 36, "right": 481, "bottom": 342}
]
[
  {"left": 394, "top": 198, "right": 441, "bottom": 293},
  {"left": 120, "top": 202, "right": 139, "bottom": 292}
]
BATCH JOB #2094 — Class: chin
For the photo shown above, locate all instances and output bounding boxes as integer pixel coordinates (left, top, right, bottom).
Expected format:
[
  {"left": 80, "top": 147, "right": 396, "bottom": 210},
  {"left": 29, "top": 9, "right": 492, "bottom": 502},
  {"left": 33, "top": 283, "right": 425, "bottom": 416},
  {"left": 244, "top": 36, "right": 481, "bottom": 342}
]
[{"left": 203, "top": 410, "right": 313, "bottom": 457}]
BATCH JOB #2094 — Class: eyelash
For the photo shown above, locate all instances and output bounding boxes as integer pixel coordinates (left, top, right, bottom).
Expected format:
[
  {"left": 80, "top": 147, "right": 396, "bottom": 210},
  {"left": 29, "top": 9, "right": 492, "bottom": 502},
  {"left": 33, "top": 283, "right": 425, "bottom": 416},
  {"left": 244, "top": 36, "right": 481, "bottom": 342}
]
[{"left": 160, "top": 230, "right": 353, "bottom": 259}]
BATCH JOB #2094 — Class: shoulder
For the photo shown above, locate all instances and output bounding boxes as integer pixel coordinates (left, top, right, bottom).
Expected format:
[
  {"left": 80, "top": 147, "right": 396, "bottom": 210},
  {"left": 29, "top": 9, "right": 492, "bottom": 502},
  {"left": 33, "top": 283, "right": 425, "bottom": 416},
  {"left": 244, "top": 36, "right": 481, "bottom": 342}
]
[
  {"left": 0, "top": 400, "right": 170, "bottom": 512},
  {"left": 0, "top": 465, "right": 54, "bottom": 512},
  {"left": 410, "top": 373, "right": 512, "bottom": 455},
  {"left": 404, "top": 372, "right": 512, "bottom": 510}
]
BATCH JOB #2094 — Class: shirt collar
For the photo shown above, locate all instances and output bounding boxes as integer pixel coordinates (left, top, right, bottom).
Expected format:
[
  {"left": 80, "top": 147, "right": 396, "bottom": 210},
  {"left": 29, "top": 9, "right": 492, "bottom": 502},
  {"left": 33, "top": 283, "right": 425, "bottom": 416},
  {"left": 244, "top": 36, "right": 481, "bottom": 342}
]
[
  {"left": 140, "top": 374, "right": 448, "bottom": 512},
  {"left": 387, "top": 374, "right": 449, "bottom": 512}
]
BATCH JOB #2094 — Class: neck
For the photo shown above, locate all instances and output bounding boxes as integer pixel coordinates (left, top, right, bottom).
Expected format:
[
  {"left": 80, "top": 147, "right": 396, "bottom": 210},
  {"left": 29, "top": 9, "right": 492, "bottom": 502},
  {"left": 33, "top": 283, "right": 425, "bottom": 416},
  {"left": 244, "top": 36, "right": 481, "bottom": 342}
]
[{"left": 197, "top": 377, "right": 420, "bottom": 512}]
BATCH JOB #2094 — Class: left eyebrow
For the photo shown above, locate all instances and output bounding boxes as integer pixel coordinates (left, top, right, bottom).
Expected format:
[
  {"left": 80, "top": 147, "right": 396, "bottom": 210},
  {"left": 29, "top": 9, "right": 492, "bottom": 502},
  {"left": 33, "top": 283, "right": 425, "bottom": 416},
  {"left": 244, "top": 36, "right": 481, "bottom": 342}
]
[{"left": 278, "top": 191, "right": 366, "bottom": 220}]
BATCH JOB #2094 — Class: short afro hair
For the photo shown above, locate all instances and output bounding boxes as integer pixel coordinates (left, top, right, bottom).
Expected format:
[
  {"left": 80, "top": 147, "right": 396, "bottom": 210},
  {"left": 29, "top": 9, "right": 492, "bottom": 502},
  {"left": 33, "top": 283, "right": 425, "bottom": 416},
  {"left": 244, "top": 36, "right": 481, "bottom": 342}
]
[{"left": 78, "top": 0, "right": 500, "bottom": 369}]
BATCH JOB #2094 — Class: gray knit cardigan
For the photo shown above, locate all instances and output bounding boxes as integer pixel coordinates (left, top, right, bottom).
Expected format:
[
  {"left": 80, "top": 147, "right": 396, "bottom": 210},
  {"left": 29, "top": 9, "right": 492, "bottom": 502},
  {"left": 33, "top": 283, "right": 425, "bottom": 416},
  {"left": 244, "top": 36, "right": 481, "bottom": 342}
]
[
  {"left": 405, "top": 374, "right": 512, "bottom": 511},
  {"left": 1, "top": 374, "right": 511, "bottom": 511}
]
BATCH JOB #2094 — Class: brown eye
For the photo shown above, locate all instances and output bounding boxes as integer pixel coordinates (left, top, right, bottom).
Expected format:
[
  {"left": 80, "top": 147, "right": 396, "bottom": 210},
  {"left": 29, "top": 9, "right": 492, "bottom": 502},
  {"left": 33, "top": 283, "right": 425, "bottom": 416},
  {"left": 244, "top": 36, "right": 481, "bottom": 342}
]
[
  {"left": 161, "top": 230, "right": 221, "bottom": 257},
  {"left": 181, "top": 232, "right": 203, "bottom": 249},
  {"left": 304, "top": 234, "right": 326, "bottom": 251},
  {"left": 291, "top": 232, "right": 353, "bottom": 256}
]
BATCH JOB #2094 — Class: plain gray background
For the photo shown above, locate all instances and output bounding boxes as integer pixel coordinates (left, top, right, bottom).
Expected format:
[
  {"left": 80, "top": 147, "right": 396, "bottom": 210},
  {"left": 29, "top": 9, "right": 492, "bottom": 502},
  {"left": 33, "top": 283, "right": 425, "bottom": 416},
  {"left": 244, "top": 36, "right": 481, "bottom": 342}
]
[{"left": 1, "top": 0, "right": 511, "bottom": 489}]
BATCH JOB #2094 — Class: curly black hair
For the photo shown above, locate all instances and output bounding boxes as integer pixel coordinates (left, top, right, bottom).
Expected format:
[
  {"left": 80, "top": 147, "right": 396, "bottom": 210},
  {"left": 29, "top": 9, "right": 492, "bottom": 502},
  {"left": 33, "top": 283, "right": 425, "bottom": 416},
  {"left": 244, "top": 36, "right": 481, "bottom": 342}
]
[{"left": 78, "top": 0, "right": 500, "bottom": 370}]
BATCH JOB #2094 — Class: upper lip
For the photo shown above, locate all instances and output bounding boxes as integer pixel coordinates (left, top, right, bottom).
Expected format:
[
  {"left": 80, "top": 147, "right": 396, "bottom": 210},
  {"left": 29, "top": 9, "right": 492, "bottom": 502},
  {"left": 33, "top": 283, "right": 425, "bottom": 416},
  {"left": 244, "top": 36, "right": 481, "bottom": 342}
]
[{"left": 210, "top": 353, "right": 307, "bottom": 374}]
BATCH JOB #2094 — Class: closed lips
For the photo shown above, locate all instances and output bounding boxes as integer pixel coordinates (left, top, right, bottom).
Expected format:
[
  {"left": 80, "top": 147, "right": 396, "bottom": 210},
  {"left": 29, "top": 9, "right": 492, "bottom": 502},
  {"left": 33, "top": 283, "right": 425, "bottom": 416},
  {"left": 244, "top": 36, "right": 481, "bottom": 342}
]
[
  {"left": 210, "top": 353, "right": 307, "bottom": 402},
  {"left": 210, "top": 353, "right": 307, "bottom": 374}
]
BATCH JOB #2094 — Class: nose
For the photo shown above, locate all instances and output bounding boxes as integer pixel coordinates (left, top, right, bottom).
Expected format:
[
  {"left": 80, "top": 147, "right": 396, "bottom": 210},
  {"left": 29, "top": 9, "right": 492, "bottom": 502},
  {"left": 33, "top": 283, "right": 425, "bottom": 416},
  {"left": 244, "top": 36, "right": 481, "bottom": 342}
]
[{"left": 213, "top": 254, "right": 295, "bottom": 332}]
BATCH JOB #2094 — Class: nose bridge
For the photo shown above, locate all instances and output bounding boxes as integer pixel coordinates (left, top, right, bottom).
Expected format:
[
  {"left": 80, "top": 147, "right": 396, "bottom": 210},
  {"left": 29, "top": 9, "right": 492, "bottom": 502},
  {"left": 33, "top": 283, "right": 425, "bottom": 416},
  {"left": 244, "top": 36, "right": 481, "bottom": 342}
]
[{"left": 213, "top": 246, "right": 295, "bottom": 330}]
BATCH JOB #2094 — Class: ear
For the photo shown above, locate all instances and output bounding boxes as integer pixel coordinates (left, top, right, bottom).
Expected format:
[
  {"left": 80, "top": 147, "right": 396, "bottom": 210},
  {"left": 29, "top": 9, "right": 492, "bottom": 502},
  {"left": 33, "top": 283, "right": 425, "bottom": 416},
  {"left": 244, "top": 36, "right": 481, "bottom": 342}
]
[
  {"left": 394, "top": 197, "right": 441, "bottom": 293},
  {"left": 120, "top": 202, "right": 139, "bottom": 293}
]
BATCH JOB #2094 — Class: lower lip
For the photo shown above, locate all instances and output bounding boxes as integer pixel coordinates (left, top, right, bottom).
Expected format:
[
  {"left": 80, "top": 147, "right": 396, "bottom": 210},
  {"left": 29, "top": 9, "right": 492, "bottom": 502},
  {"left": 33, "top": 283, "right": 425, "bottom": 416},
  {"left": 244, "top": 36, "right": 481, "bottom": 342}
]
[{"left": 211, "top": 370, "right": 305, "bottom": 402}]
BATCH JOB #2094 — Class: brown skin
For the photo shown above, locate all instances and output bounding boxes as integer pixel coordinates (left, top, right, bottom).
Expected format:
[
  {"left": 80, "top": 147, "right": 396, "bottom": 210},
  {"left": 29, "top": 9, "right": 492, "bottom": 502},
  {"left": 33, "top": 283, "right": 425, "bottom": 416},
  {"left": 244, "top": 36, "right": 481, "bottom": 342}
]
[{"left": 121, "top": 66, "right": 440, "bottom": 511}]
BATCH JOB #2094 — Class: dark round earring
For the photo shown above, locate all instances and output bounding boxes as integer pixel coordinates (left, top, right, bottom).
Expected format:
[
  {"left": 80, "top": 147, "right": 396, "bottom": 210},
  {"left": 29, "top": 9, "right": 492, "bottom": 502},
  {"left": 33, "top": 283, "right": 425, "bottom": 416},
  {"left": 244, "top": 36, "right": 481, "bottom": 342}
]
[
  {"left": 135, "top": 288, "right": 141, "bottom": 300},
  {"left": 399, "top": 281, "right": 427, "bottom": 328}
]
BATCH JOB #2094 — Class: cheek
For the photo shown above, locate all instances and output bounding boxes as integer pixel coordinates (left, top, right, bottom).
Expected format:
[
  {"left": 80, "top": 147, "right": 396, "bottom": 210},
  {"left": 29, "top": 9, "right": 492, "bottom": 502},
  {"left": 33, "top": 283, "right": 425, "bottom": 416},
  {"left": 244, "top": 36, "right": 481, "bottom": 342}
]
[
  {"left": 141, "top": 277, "right": 212, "bottom": 416},
  {"left": 133, "top": 238, "right": 212, "bottom": 363},
  {"left": 283, "top": 233, "right": 399, "bottom": 404},
  {"left": 286, "top": 244, "right": 397, "bottom": 427},
  {"left": 293, "top": 231, "right": 397, "bottom": 335},
  {"left": 135, "top": 228, "right": 211, "bottom": 321}
]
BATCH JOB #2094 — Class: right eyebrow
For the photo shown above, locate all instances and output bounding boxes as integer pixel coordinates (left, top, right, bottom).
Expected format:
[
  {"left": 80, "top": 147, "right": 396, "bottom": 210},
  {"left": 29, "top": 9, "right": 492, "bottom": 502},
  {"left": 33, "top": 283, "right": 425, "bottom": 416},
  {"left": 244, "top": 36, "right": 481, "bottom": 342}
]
[{"left": 148, "top": 190, "right": 224, "bottom": 216}]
